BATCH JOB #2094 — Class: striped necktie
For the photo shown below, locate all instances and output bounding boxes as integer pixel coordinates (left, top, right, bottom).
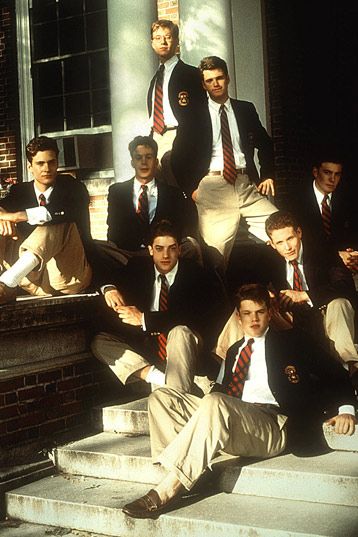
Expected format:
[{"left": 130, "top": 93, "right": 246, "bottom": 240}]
[
  {"left": 226, "top": 338, "right": 254, "bottom": 398},
  {"left": 290, "top": 260, "right": 303, "bottom": 291},
  {"left": 321, "top": 194, "right": 331, "bottom": 235},
  {"left": 39, "top": 193, "right": 46, "bottom": 206},
  {"left": 153, "top": 64, "right": 165, "bottom": 135},
  {"left": 220, "top": 104, "right": 236, "bottom": 184},
  {"left": 137, "top": 184, "right": 149, "bottom": 224},
  {"left": 157, "top": 274, "right": 169, "bottom": 361}
]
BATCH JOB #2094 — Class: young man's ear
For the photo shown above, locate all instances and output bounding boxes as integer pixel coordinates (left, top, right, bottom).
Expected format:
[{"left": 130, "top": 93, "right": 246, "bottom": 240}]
[
  {"left": 312, "top": 166, "right": 318, "bottom": 180},
  {"left": 148, "top": 245, "right": 153, "bottom": 256}
]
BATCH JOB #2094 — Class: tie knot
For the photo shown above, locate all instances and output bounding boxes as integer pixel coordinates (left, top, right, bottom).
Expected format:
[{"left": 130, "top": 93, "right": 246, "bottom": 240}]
[
  {"left": 220, "top": 104, "right": 226, "bottom": 114},
  {"left": 39, "top": 193, "right": 46, "bottom": 206},
  {"left": 322, "top": 194, "right": 329, "bottom": 204},
  {"left": 141, "top": 184, "right": 148, "bottom": 192},
  {"left": 290, "top": 259, "right": 299, "bottom": 268},
  {"left": 159, "top": 274, "right": 168, "bottom": 285},
  {"left": 246, "top": 338, "right": 254, "bottom": 348}
]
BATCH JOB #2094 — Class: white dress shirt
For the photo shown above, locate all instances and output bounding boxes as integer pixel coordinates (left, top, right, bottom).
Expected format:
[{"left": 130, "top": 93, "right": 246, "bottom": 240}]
[
  {"left": 25, "top": 184, "right": 53, "bottom": 225},
  {"left": 208, "top": 97, "right": 246, "bottom": 171},
  {"left": 133, "top": 178, "right": 158, "bottom": 223},
  {"left": 216, "top": 330, "right": 355, "bottom": 416},
  {"left": 150, "top": 55, "right": 179, "bottom": 129}
]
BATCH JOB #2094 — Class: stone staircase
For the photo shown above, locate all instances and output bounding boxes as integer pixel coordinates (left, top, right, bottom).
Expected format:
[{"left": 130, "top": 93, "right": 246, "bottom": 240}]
[{"left": 2, "top": 396, "right": 358, "bottom": 537}]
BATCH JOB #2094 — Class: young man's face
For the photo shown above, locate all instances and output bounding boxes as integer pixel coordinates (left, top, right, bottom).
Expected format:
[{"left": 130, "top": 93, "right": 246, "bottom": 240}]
[
  {"left": 131, "top": 145, "right": 158, "bottom": 183},
  {"left": 148, "top": 235, "right": 180, "bottom": 274},
  {"left": 237, "top": 300, "right": 271, "bottom": 338},
  {"left": 312, "top": 162, "right": 343, "bottom": 195},
  {"left": 151, "top": 26, "right": 178, "bottom": 62},
  {"left": 202, "top": 68, "right": 230, "bottom": 104},
  {"left": 269, "top": 226, "right": 302, "bottom": 262},
  {"left": 28, "top": 150, "right": 58, "bottom": 191}
]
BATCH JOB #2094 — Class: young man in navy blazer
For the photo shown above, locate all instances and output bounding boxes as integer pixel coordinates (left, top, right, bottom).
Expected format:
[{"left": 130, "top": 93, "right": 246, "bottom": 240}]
[
  {"left": 122, "top": 283, "right": 356, "bottom": 519},
  {"left": 0, "top": 136, "right": 92, "bottom": 304}
]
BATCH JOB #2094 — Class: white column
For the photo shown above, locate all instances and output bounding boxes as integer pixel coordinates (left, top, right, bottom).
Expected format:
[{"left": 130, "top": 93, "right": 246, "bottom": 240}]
[
  {"left": 179, "top": 0, "right": 236, "bottom": 97},
  {"left": 107, "top": 0, "right": 158, "bottom": 182}
]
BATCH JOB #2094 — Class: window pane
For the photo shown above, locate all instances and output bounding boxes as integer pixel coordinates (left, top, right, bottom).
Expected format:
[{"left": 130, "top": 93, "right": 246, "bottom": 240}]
[
  {"left": 91, "top": 51, "right": 109, "bottom": 89},
  {"left": 38, "top": 97, "right": 64, "bottom": 132},
  {"left": 86, "top": 0, "right": 107, "bottom": 13},
  {"left": 59, "top": 0, "right": 84, "bottom": 18},
  {"left": 93, "top": 90, "right": 111, "bottom": 126},
  {"left": 32, "top": 22, "right": 58, "bottom": 60},
  {"left": 32, "top": 0, "right": 57, "bottom": 24},
  {"left": 64, "top": 56, "right": 89, "bottom": 93},
  {"left": 66, "top": 93, "right": 91, "bottom": 129},
  {"left": 86, "top": 12, "right": 108, "bottom": 50},
  {"left": 59, "top": 17, "right": 85, "bottom": 55},
  {"left": 36, "top": 62, "right": 63, "bottom": 97}
]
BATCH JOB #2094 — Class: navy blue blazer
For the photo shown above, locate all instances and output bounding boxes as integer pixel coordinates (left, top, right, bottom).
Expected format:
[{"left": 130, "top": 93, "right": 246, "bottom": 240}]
[{"left": 0, "top": 174, "right": 91, "bottom": 243}]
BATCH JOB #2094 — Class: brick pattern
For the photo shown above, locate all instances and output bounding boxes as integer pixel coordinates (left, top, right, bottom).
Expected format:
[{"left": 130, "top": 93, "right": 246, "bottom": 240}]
[
  {"left": 0, "top": 2, "right": 20, "bottom": 189},
  {"left": 0, "top": 359, "right": 118, "bottom": 448},
  {"left": 157, "top": 0, "right": 179, "bottom": 22}
]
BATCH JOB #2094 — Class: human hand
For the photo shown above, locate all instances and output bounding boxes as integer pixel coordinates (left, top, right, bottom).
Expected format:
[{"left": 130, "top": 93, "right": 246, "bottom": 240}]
[
  {"left": 116, "top": 305, "right": 143, "bottom": 326},
  {"left": 257, "top": 178, "right": 275, "bottom": 197},
  {"left": 0, "top": 219, "right": 18, "bottom": 238},
  {"left": 339, "top": 249, "right": 358, "bottom": 273},
  {"left": 0, "top": 210, "right": 27, "bottom": 224},
  {"left": 325, "top": 414, "right": 356, "bottom": 435},
  {"left": 191, "top": 189, "right": 198, "bottom": 202},
  {"left": 104, "top": 288, "right": 125, "bottom": 311},
  {"left": 280, "top": 289, "right": 309, "bottom": 304}
]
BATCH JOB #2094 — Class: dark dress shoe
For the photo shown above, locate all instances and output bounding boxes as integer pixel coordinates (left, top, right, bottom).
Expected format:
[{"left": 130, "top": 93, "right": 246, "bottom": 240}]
[{"left": 122, "top": 489, "right": 178, "bottom": 519}]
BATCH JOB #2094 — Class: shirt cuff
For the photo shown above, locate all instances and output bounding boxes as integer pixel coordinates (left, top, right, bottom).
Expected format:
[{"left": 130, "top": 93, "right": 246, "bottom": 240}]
[
  {"left": 141, "top": 313, "right": 146, "bottom": 331},
  {"left": 100, "top": 285, "right": 117, "bottom": 295},
  {"left": 338, "top": 405, "right": 355, "bottom": 416},
  {"left": 26, "top": 206, "right": 52, "bottom": 225}
]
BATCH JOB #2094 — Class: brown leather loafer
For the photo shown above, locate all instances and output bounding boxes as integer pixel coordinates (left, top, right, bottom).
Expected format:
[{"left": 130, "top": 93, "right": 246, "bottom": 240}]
[
  {"left": 122, "top": 489, "right": 178, "bottom": 519},
  {"left": 0, "top": 282, "right": 17, "bottom": 305}
]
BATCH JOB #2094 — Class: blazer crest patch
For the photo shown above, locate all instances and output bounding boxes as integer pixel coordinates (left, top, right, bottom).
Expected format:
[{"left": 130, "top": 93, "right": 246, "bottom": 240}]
[
  {"left": 178, "top": 91, "right": 189, "bottom": 106},
  {"left": 284, "top": 365, "right": 300, "bottom": 384}
]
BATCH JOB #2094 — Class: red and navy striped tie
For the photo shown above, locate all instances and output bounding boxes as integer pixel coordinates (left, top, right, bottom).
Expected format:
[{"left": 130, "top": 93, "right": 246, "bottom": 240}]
[
  {"left": 38, "top": 193, "right": 46, "bottom": 206},
  {"left": 227, "top": 338, "right": 254, "bottom": 398},
  {"left": 321, "top": 194, "right": 331, "bottom": 235},
  {"left": 157, "top": 274, "right": 169, "bottom": 360},
  {"left": 137, "top": 184, "right": 149, "bottom": 224},
  {"left": 290, "top": 260, "right": 303, "bottom": 291},
  {"left": 220, "top": 104, "right": 236, "bottom": 184},
  {"left": 153, "top": 65, "right": 165, "bottom": 135}
]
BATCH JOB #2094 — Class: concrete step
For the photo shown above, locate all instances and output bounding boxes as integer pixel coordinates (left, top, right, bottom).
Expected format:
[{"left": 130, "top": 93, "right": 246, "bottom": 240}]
[
  {"left": 219, "top": 450, "right": 358, "bottom": 507},
  {"left": 96, "top": 398, "right": 358, "bottom": 453},
  {"left": 53, "top": 432, "right": 239, "bottom": 485},
  {"left": 0, "top": 519, "right": 110, "bottom": 537},
  {"left": 0, "top": 461, "right": 55, "bottom": 518},
  {"left": 5, "top": 474, "right": 358, "bottom": 537},
  {"left": 98, "top": 397, "right": 149, "bottom": 435},
  {"left": 53, "top": 433, "right": 358, "bottom": 507}
]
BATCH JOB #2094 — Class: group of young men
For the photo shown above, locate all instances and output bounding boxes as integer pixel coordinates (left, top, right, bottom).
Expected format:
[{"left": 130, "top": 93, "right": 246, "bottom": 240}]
[{"left": 0, "top": 19, "right": 356, "bottom": 519}]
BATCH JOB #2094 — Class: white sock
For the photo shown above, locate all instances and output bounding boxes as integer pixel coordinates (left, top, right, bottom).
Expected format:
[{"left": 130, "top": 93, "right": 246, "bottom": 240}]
[
  {"left": 145, "top": 365, "right": 165, "bottom": 386},
  {"left": 0, "top": 251, "right": 40, "bottom": 288}
]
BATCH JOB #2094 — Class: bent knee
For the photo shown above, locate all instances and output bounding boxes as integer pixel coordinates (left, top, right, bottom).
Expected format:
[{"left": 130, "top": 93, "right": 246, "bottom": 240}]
[
  {"left": 327, "top": 297, "right": 353, "bottom": 312},
  {"left": 167, "top": 325, "right": 195, "bottom": 340}
]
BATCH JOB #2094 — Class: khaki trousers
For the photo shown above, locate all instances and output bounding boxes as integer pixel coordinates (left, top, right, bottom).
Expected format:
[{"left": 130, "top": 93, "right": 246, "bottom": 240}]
[
  {"left": 323, "top": 298, "right": 358, "bottom": 365},
  {"left": 0, "top": 223, "right": 91, "bottom": 296},
  {"left": 91, "top": 325, "right": 200, "bottom": 392},
  {"left": 195, "top": 173, "right": 277, "bottom": 268},
  {"left": 150, "top": 388, "right": 287, "bottom": 490}
]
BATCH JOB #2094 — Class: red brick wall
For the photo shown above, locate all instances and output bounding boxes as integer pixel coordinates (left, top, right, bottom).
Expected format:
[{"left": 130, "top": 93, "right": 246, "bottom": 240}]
[
  {"left": 0, "top": 2, "right": 20, "bottom": 190},
  {"left": 157, "top": 0, "right": 179, "bottom": 22},
  {"left": 0, "top": 359, "right": 118, "bottom": 448}
]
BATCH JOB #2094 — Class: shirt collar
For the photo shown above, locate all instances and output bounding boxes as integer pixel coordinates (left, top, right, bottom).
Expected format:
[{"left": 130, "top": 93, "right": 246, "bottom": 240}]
[
  {"left": 154, "top": 261, "right": 179, "bottom": 287},
  {"left": 208, "top": 96, "right": 231, "bottom": 114},
  {"left": 33, "top": 183, "right": 53, "bottom": 202},
  {"left": 133, "top": 177, "right": 156, "bottom": 195},
  {"left": 313, "top": 180, "right": 332, "bottom": 205},
  {"left": 161, "top": 55, "right": 179, "bottom": 70},
  {"left": 243, "top": 326, "right": 269, "bottom": 346}
]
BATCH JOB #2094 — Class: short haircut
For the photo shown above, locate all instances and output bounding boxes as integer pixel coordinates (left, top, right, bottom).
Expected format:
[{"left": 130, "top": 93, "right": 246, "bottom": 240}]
[
  {"left": 149, "top": 219, "right": 181, "bottom": 245},
  {"left": 128, "top": 136, "right": 158, "bottom": 158},
  {"left": 199, "top": 56, "right": 229, "bottom": 77},
  {"left": 151, "top": 19, "right": 179, "bottom": 40},
  {"left": 235, "top": 284, "right": 271, "bottom": 310},
  {"left": 26, "top": 136, "right": 59, "bottom": 164},
  {"left": 265, "top": 210, "right": 300, "bottom": 239},
  {"left": 312, "top": 153, "right": 344, "bottom": 170}
]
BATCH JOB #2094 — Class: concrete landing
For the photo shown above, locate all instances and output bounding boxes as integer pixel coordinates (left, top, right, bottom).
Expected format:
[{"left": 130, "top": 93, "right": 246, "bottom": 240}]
[{"left": 5, "top": 474, "right": 358, "bottom": 537}]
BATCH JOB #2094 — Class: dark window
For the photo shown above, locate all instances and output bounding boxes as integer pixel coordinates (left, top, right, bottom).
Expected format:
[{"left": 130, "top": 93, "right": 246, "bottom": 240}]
[{"left": 30, "top": 0, "right": 111, "bottom": 134}]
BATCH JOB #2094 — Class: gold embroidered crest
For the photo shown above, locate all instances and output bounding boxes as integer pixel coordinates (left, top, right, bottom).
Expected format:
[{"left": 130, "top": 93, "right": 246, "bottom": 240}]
[
  {"left": 284, "top": 365, "right": 300, "bottom": 384},
  {"left": 178, "top": 91, "right": 189, "bottom": 106}
]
